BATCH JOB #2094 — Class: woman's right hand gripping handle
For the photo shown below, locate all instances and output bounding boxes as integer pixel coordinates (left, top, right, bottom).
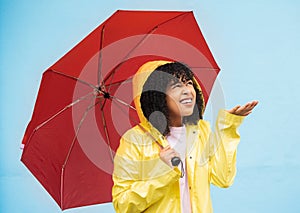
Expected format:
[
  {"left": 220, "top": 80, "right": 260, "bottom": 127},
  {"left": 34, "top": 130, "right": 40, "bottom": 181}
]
[{"left": 159, "top": 146, "right": 181, "bottom": 167}]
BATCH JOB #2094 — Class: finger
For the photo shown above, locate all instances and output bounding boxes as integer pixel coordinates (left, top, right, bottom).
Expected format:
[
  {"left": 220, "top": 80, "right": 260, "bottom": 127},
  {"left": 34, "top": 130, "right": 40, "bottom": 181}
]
[
  {"left": 167, "top": 149, "right": 181, "bottom": 158},
  {"left": 244, "top": 101, "right": 258, "bottom": 112},
  {"left": 250, "top": 100, "right": 259, "bottom": 108},
  {"left": 161, "top": 145, "right": 170, "bottom": 152},
  {"left": 169, "top": 150, "right": 179, "bottom": 157},
  {"left": 233, "top": 105, "right": 241, "bottom": 111},
  {"left": 243, "top": 102, "right": 254, "bottom": 109},
  {"left": 229, "top": 101, "right": 258, "bottom": 116},
  {"left": 244, "top": 110, "right": 252, "bottom": 116},
  {"left": 235, "top": 105, "right": 247, "bottom": 114},
  {"left": 228, "top": 105, "right": 241, "bottom": 113},
  {"left": 162, "top": 153, "right": 179, "bottom": 164},
  {"left": 164, "top": 145, "right": 171, "bottom": 150},
  {"left": 241, "top": 101, "right": 257, "bottom": 111},
  {"left": 235, "top": 107, "right": 251, "bottom": 116},
  {"left": 247, "top": 100, "right": 258, "bottom": 108},
  {"left": 162, "top": 148, "right": 177, "bottom": 157},
  {"left": 238, "top": 110, "right": 252, "bottom": 116},
  {"left": 172, "top": 151, "right": 181, "bottom": 158}
]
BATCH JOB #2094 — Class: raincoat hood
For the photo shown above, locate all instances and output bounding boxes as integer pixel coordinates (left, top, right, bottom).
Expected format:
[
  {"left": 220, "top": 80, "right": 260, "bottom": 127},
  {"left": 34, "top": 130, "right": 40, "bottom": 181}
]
[{"left": 132, "top": 60, "right": 205, "bottom": 125}]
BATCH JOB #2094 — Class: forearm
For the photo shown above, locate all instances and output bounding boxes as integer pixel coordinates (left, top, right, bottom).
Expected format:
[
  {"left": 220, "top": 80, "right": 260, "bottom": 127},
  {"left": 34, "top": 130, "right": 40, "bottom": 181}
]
[{"left": 209, "top": 110, "right": 244, "bottom": 187}]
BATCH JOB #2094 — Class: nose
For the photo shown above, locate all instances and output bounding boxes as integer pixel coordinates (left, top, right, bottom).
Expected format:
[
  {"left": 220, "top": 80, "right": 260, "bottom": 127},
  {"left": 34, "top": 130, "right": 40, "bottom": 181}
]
[{"left": 182, "top": 84, "right": 192, "bottom": 95}]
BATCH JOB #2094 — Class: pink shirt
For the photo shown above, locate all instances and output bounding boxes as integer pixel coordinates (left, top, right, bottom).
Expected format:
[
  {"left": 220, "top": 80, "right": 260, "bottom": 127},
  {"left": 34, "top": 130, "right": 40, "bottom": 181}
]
[{"left": 167, "top": 126, "right": 192, "bottom": 213}]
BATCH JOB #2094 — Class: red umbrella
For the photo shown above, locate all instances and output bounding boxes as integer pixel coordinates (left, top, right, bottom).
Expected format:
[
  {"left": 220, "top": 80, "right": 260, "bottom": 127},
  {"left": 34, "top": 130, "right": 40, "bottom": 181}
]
[{"left": 21, "top": 10, "right": 220, "bottom": 210}]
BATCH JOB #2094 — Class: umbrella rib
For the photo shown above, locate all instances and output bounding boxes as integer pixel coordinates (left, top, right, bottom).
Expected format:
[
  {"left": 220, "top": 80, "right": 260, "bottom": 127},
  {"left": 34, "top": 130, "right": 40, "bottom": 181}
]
[
  {"left": 105, "top": 33, "right": 152, "bottom": 93},
  {"left": 100, "top": 103, "right": 114, "bottom": 163},
  {"left": 103, "top": 78, "right": 133, "bottom": 88},
  {"left": 62, "top": 97, "right": 97, "bottom": 168},
  {"left": 99, "top": 97, "right": 107, "bottom": 111},
  {"left": 50, "top": 69, "right": 98, "bottom": 90},
  {"left": 110, "top": 97, "right": 164, "bottom": 149},
  {"left": 111, "top": 97, "right": 140, "bottom": 124},
  {"left": 24, "top": 91, "right": 95, "bottom": 208},
  {"left": 61, "top": 97, "right": 97, "bottom": 207},
  {"left": 33, "top": 92, "right": 94, "bottom": 132},
  {"left": 110, "top": 95, "right": 136, "bottom": 111},
  {"left": 104, "top": 13, "right": 189, "bottom": 93},
  {"left": 112, "top": 98, "right": 165, "bottom": 150},
  {"left": 97, "top": 25, "right": 106, "bottom": 88}
]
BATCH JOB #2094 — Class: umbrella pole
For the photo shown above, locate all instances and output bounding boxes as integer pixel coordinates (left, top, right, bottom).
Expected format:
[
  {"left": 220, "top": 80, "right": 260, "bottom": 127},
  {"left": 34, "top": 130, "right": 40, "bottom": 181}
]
[
  {"left": 110, "top": 95, "right": 183, "bottom": 170},
  {"left": 108, "top": 94, "right": 164, "bottom": 149}
]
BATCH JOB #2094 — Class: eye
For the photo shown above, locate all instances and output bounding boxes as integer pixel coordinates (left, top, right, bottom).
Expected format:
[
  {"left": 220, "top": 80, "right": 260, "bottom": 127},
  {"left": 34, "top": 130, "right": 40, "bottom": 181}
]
[
  {"left": 172, "top": 83, "right": 182, "bottom": 89},
  {"left": 187, "top": 80, "right": 194, "bottom": 86}
]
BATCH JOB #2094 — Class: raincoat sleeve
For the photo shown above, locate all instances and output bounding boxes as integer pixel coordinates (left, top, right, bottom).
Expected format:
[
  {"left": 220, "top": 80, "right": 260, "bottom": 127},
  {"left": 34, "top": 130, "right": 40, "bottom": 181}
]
[
  {"left": 112, "top": 129, "right": 181, "bottom": 213},
  {"left": 208, "top": 109, "right": 245, "bottom": 188}
]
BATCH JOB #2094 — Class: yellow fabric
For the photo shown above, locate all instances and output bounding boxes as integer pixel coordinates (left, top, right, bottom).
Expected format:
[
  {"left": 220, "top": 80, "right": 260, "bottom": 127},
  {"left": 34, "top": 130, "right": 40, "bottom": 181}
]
[
  {"left": 112, "top": 60, "right": 245, "bottom": 213},
  {"left": 132, "top": 60, "right": 172, "bottom": 124}
]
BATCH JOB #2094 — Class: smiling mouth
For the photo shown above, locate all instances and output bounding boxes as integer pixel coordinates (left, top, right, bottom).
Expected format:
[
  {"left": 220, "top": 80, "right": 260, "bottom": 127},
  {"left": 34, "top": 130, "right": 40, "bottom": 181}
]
[{"left": 180, "top": 99, "right": 193, "bottom": 104}]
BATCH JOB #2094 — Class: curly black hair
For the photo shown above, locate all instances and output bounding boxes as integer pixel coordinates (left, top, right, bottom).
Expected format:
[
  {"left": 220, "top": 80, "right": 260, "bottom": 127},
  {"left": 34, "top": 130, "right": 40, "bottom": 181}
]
[{"left": 140, "top": 62, "right": 204, "bottom": 136}]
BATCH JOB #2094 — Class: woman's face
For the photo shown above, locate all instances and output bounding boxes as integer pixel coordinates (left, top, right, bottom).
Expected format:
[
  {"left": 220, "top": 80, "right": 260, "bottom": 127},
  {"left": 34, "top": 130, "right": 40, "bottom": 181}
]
[{"left": 165, "top": 78, "right": 196, "bottom": 126}]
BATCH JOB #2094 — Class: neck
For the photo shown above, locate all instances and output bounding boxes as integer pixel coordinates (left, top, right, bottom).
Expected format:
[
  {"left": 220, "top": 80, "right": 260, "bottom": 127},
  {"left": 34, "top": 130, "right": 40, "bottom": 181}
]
[{"left": 170, "top": 117, "right": 183, "bottom": 127}]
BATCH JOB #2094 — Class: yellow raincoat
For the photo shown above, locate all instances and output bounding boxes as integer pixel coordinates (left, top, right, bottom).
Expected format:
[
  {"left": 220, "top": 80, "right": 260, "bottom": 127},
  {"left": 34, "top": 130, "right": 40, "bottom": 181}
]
[{"left": 112, "top": 61, "right": 245, "bottom": 213}]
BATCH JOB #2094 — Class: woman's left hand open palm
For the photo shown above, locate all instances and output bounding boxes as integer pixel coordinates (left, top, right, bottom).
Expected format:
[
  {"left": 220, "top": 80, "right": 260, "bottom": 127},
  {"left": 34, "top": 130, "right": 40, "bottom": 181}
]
[{"left": 227, "top": 100, "right": 259, "bottom": 116}]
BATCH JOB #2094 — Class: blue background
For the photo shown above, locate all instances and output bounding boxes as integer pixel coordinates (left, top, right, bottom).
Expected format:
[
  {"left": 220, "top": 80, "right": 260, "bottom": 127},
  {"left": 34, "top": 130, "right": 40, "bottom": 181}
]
[{"left": 1, "top": 0, "right": 299, "bottom": 212}]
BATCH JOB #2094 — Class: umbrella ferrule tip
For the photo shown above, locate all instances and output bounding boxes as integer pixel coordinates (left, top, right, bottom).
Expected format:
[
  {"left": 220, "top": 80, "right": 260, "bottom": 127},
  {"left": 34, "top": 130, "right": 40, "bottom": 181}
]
[
  {"left": 103, "top": 92, "right": 110, "bottom": 99},
  {"left": 96, "top": 86, "right": 110, "bottom": 99}
]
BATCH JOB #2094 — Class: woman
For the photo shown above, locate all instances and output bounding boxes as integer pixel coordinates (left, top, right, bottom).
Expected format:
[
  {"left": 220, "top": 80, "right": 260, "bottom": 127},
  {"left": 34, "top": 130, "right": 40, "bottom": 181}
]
[{"left": 112, "top": 61, "right": 258, "bottom": 213}]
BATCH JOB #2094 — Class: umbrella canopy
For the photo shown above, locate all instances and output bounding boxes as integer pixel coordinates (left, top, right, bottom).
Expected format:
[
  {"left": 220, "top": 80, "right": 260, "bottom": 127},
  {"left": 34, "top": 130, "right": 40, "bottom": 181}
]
[{"left": 21, "top": 10, "right": 220, "bottom": 210}]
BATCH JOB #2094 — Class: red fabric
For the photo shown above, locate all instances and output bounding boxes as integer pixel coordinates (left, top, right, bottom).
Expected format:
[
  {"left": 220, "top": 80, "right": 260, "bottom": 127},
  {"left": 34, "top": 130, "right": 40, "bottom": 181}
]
[{"left": 21, "top": 10, "right": 220, "bottom": 210}]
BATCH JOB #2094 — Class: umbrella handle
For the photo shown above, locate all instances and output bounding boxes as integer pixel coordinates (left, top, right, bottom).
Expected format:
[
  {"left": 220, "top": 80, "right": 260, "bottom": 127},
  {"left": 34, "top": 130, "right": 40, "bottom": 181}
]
[
  {"left": 172, "top": 157, "right": 184, "bottom": 178},
  {"left": 137, "top": 124, "right": 184, "bottom": 177},
  {"left": 171, "top": 157, "right": 181, "bottom": 166}
]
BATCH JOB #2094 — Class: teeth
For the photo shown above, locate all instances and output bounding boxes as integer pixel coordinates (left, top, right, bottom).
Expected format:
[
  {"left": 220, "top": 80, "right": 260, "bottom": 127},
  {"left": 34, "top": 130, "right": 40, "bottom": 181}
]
[{"left": 181, "top": 99, "right": 192, "bottom": 104}]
